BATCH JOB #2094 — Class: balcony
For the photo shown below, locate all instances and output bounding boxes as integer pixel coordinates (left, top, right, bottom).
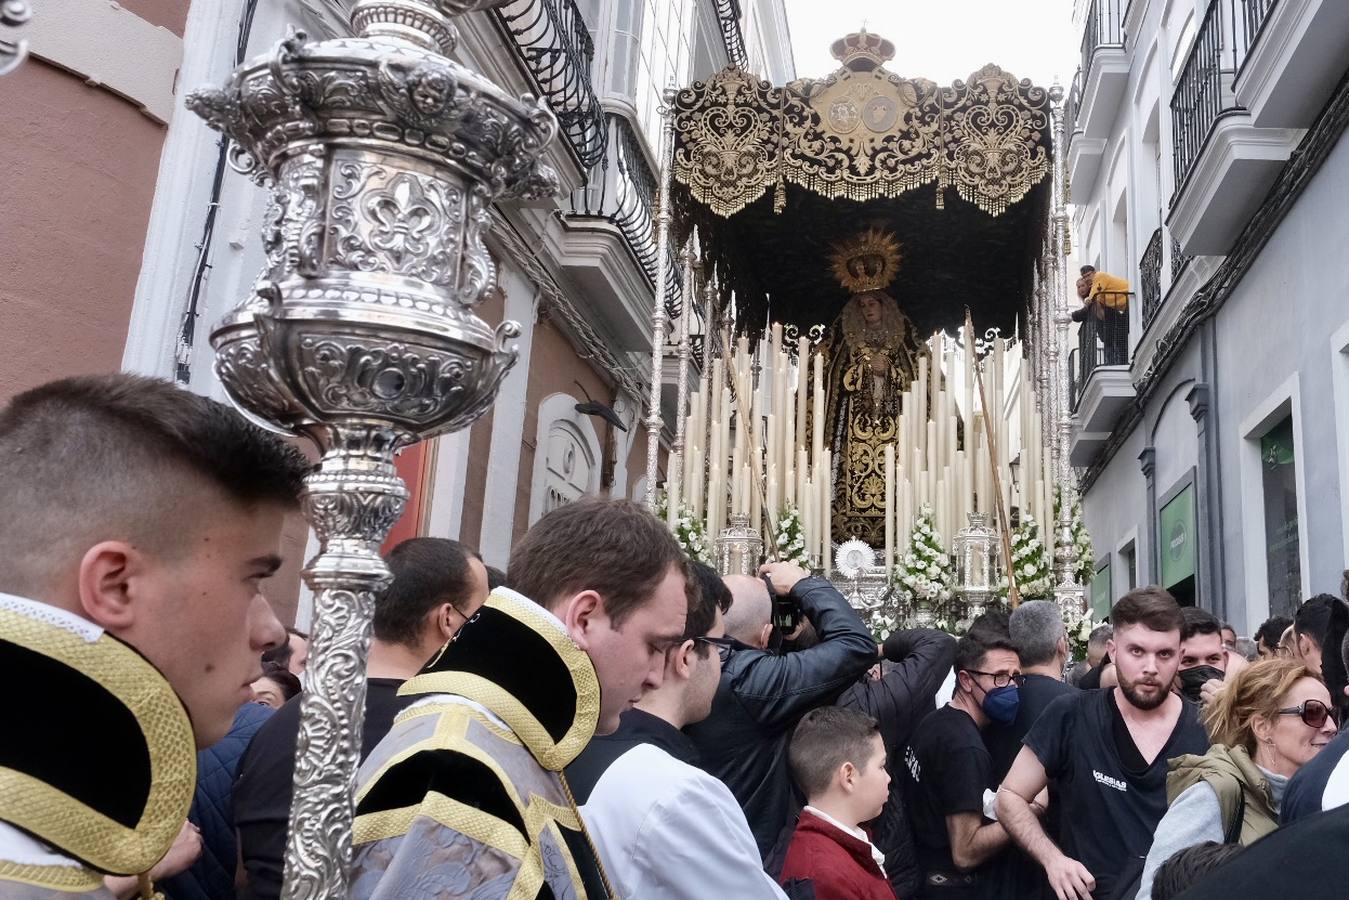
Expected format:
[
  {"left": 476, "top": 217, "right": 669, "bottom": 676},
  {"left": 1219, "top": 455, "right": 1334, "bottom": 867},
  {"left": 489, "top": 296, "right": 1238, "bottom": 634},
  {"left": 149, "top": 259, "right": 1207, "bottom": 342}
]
[
  {"left": 493, "top": 0, "right": 607, "bottom": 170},
  {"left": 1068, "top": 70, "right": 1108, "bottom": 195},
  {"left": 1167, "top": 0, "right": 1302, "bottom": 257},
  {"left": 1139, "top": 228, "right": 1163, "bottom": 334},
  {"left": 714, "top": 0, "right": 750, "bottom": 70},
  {"left": 1235, "top": 0, "right": 1349, "bottom": 128},
  {"left": 1069, "top": 309, "right": 1135, "bottom": 466},
  {"left": 552, "top": 111, "right": 681, "bottom": 351},
  {"left": 1076, "top": 0, "right": 1129, "bottom": 141}
]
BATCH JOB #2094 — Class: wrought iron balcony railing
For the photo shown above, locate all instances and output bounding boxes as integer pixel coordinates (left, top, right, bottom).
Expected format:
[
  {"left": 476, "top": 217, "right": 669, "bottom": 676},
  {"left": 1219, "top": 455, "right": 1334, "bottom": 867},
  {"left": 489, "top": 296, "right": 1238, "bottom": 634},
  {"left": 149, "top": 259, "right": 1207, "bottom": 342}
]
[
  {"left": 1072, "top": 305, "right": 1131, "bottom": 410},
  {"left": 1169, "top": 0, "right": 1274, "bottom": 196},
  {"left": 1241, "top": 0, "right": 1282, "bottom": 69},
  {"left": 569, "top": 111, "right": 682, "bottom": 317},
  {"left": 1066, "top": 69, "right": 1083, "bottom": 138},
  {"left": 1080, "top": 0, "right": 1126, "bottom": 84},
  {"left": 714, "top": 0, "right": 750, "bottom": 70},
  {"left": 1139, "top": 227, "right": 1163, "bottom": 332},
  {"left": 493, "top": 0, "right": 607, "bottom": 169},
  {"left": 1171, "top": 229, "right": 1194, "bottom": 279}
]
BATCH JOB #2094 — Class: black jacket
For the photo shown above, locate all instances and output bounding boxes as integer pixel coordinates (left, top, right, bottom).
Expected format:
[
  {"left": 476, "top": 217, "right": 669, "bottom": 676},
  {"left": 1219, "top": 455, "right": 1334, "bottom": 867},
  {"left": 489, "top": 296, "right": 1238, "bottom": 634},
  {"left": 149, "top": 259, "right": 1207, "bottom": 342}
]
[
  {"left": 837, "top": 628, "right": 957, "bottom": 899},
  {"left": 685, "top": 575, "right": 877, "bottom": 859}
]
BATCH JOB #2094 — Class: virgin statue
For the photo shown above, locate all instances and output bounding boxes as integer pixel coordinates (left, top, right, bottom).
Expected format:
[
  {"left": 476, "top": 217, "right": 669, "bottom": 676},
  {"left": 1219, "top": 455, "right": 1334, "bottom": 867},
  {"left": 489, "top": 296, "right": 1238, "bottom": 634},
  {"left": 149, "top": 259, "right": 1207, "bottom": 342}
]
[{"left": 821, "top": 228, "right": 923, "bottom": 548}]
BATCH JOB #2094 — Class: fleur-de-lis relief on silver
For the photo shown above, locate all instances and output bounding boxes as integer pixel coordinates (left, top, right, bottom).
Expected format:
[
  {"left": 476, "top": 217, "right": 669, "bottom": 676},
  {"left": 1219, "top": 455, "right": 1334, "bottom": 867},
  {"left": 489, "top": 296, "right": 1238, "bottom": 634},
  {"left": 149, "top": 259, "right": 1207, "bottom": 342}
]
[{"left": 367, "top": 173, "right": 439, "bottom": 266}]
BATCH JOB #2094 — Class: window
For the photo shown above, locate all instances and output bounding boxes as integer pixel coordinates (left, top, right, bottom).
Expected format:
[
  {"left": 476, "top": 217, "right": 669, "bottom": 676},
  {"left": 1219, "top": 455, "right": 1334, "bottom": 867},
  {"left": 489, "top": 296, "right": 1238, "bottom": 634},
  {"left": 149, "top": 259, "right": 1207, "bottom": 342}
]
[
  {"left": 543, "top": 421, "right": 597, "bottom": 513},
  {"left": 1261, "top": 415, "right": 1301, "bottom": 618},
  {"left": 1091, "top": 561, "right": 1113, "bottom": 622},
  {"left": 1121, "top": 541, "right": 1138, "bottom": 591}
]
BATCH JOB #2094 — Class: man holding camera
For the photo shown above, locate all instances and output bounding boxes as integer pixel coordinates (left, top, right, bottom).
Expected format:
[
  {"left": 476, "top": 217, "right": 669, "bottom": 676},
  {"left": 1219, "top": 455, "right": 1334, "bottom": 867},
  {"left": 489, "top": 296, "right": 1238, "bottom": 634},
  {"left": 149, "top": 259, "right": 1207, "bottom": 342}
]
[{"left": 685, "top": 562, "right": 877, "bottom": 860}]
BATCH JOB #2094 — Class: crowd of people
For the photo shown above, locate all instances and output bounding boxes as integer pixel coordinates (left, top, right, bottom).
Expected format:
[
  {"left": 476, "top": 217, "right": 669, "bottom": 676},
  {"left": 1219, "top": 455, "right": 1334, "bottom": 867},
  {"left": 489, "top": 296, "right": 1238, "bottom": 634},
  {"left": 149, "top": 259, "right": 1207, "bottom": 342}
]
[{"left": 2, "top": 373, "right": 1349, "bottom": 900}]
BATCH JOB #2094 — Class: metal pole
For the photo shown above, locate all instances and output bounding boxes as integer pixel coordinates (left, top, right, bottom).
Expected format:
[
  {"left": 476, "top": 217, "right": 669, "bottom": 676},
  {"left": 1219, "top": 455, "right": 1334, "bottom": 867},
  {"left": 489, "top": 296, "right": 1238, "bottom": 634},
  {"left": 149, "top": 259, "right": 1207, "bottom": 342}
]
[
  {"left": 1047, "top": 84, "right": 1085, "bottom": 606},
  {"left": 669, "top": 242, "right": 697, "bottom": 517},
  {"left": 645, "top": 87, "right": 678, "bottom": 510},
  {"left": 186, "top": 4, "right": 560, "bottom": 896}
]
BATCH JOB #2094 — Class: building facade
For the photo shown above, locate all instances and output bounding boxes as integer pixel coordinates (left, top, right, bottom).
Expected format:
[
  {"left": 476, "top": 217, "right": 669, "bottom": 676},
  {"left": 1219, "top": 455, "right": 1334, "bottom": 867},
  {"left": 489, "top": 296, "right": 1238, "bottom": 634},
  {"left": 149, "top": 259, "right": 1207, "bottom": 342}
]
[
  {"left": 1, "top": 0, "right": 794, "bottom": 623},
  {"left": 1066, "top": 0, "right": 1349, "bottom": 629}
]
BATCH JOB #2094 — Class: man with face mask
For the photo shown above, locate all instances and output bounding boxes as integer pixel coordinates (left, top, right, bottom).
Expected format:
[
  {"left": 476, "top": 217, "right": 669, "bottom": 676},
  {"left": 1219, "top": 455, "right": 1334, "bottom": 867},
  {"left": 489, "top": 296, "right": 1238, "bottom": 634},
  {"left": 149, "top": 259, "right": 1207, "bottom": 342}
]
[
  {"left": 902, "top": 634, "right": 1023, "bottom": 898},
  {"left": 1175, "top": 607, "right": 1228, "bottom": 705},
  {"left": 997, "top": 587, "right": 1210, "bottom": 900}
]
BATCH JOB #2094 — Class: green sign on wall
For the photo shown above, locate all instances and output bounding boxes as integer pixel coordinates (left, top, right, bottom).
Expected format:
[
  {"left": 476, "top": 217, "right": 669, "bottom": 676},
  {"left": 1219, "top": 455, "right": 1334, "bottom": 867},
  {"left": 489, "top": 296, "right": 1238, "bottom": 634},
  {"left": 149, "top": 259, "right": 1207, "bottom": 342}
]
[
  {"left": 1160, "top": 482, "right": 1196, "bottom": 590},
  {"left": 1091, "top": 563, "right": 1112, "bottom": 621}
]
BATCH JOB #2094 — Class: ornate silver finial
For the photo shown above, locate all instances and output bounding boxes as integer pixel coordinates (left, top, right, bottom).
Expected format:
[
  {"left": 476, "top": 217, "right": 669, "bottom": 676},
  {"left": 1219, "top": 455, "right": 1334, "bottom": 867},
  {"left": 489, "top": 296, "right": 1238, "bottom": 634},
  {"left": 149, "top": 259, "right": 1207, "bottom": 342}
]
[
  {"left": 0, "top": 0, "right": 31, "bottom": 77},
  {"left": 186, "top": 3, "right": 558, "bottom": 898}
]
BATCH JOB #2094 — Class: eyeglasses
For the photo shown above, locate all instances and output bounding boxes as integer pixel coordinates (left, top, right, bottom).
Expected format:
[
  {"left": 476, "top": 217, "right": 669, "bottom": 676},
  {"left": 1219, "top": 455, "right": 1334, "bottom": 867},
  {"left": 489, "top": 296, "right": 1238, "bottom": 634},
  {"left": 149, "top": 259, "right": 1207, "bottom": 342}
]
[
  {"left": 694, "top": 636, "right": 736, "bottom": 663},
  {"left": 1276, "top": 699, "right": 1337, "bottom": 729},
  {"left": 964, "top": 670, "right": 1025, "bottom": 689}
]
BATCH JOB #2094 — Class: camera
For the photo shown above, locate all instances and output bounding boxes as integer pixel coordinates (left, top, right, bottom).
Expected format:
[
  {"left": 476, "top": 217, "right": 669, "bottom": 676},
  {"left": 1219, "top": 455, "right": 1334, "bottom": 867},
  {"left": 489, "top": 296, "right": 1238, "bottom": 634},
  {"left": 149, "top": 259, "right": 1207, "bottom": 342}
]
[{"left": 765, "top": 573, "right": 801, "bottom": 632}]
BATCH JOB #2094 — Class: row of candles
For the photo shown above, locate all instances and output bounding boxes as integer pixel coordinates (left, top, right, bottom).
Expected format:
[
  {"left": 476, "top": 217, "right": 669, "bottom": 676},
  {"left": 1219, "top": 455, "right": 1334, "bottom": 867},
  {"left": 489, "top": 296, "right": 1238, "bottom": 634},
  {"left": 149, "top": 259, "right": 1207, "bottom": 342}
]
[{"left": 668, "top": 322, "right": 1058, "bottom": 575}]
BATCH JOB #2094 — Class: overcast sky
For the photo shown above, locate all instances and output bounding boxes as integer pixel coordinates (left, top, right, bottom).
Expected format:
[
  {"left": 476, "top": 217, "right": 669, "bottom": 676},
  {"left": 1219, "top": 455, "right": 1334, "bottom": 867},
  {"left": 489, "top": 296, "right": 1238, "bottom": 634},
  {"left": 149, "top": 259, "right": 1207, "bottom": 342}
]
[{"left": 782, "top": 0, "right": 1078, "bottom": 89}]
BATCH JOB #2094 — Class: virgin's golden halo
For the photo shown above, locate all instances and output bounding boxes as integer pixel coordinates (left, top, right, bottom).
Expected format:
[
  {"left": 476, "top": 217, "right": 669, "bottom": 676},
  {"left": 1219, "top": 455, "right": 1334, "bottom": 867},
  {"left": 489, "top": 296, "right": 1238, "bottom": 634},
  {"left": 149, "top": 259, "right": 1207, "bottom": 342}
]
[{"left": 829, "top": 227, "right": 904, "bottom": 294}]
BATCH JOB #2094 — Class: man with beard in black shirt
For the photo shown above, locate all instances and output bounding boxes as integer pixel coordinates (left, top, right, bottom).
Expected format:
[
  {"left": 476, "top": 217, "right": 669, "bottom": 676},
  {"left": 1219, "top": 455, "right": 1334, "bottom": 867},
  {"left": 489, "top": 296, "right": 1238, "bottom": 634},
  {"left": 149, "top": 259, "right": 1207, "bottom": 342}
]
[
  {"left": 997, "top": 587, "right": 1209, "bottom": 900},
  {"left": 983, "top": 600, "right": 1077, "bottom": 899},
  {"left": 903, "top": 634, "right": 1022, "bottom": 898}
]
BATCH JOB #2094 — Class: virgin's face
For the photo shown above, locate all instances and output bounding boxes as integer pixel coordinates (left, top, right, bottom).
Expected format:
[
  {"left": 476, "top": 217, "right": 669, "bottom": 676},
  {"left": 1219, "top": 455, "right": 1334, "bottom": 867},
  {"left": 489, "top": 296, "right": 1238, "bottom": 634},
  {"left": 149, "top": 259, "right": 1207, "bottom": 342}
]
[{"left": 858, "top": 294, "right": 883, "bottom": 325}]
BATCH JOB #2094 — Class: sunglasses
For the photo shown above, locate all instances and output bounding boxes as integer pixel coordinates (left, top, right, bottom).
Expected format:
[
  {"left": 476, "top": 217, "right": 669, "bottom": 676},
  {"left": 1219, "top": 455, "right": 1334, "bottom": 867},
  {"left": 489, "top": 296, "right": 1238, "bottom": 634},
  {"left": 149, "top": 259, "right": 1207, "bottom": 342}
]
[
  {"left": 1275, "top": 699, "right": 1337, "bottom": 729},
  {"left": 694, "top": 636, "right": 736, "bottom": 662}
]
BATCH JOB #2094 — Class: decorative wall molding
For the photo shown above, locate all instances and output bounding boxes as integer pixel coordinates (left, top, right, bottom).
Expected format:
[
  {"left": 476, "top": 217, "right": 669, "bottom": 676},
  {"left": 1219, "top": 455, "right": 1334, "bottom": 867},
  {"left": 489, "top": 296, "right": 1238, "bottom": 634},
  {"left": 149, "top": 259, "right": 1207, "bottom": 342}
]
[{"left": 27, "top": 0, "right": 182, "bottom": 122}]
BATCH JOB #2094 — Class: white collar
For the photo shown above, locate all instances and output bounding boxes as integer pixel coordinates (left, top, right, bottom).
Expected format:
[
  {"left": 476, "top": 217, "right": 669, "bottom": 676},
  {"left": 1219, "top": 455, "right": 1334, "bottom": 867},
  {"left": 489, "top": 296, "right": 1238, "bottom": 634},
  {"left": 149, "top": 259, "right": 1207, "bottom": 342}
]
[
  {"left": 0, "top": 592, "right": 103, "bottom": 642},
  {"left": 0, "top": 821, "right": 81, "bottom": 870},
  {"left": 803, "top": 805, "right": 887, "bottom": 869}
]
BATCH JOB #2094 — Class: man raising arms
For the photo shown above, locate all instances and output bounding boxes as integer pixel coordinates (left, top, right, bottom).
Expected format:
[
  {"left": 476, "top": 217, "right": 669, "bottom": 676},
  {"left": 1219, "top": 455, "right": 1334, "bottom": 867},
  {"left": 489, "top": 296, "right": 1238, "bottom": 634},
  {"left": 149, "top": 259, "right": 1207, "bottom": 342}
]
[{"left": 997, "top": 588, "right": 1209, "bottom": 900}]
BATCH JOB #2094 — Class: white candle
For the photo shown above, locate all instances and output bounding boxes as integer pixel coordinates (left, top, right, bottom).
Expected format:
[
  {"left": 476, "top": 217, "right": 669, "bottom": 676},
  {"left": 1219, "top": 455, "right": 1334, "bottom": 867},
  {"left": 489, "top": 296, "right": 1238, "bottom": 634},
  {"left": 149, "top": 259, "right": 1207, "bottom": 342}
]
[
  {"left": 884, "top": 443, "right": 896, "bottom": 575},
  {"left": 926, "top": 419, "right": 937, "bottom": 481},
  {"left": 802, "top": 478, "right": 815, "bottom": 563},
  {"left": 916, "top": 357, "right": 928, "bottom": 456},
  {"left": 821, "top": 450, "right": 832, "bottom": 575},
  {"left": 796, "top": 338, "right": 810, "bottom": 454},
  {"left": 812, "top": 353, "right": 825, "bottom": 465},
  {"left": 767, "top": 462, "right": 779, "bottom": 537}
]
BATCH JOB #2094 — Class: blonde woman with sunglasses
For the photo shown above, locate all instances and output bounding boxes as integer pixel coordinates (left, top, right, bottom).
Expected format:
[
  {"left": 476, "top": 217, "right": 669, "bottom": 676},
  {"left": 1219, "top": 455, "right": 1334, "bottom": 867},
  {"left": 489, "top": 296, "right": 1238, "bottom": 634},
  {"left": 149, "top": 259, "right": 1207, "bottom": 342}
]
[{"left": 1134, "top": 658, "right": 1338, "bottom": 900}]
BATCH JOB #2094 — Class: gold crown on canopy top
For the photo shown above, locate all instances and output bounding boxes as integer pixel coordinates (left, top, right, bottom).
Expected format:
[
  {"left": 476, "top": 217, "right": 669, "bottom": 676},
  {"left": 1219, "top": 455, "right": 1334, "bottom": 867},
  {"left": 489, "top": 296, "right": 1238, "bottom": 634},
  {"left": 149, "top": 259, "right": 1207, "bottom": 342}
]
[
  {"left": 830, "top": 29, "right": 896, "bottom": 72},
  {"left": 830, "top": 228, "right": 903, "bottom": 294}
]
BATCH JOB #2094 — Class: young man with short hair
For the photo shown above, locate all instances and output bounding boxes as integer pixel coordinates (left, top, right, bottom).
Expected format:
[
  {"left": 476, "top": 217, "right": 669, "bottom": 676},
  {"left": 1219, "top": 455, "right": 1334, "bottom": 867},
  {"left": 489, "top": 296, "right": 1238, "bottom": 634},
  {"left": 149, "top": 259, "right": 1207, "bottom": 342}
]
[
  {"left": 1175, "top": 607, "right": 1227, "bottom": 705},
  {"left": 350, "top": 500, "right": 692, "bottom": 899},
  {"left": 1293, "top": 594, "right": 1345, "bottom": 677},
  {"left": 0, "top": 374, "right": 309, "bottom": 898},
  {"left": 568, "top": 560, "right": 785, "bottom": 899},
  {"left": 235, "top": 537, "right": 489, "bottom": 900},
  {"left": 904, "top": 636, "right": 1020, "bottom": 898},
  {"left": 997, "top": 587, "right": 1210, "bottom": 900},
  {"left": 781, "top": 707, "right": 896, "bottom": 900}
]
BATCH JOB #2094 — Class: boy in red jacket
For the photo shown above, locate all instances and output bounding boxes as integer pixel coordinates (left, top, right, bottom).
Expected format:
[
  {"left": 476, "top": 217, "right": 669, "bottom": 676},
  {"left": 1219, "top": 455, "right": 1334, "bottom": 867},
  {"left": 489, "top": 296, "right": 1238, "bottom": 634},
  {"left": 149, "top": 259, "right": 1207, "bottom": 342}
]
[{"left": 781, "top": 707, "right": 898, "bottom": 899}]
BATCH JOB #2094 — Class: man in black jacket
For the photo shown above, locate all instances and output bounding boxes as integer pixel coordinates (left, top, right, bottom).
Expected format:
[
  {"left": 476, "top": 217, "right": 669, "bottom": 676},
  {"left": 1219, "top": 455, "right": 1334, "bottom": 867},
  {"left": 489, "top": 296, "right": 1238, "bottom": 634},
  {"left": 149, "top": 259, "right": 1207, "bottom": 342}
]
[
  {"left": 837, "top": 626, "right": 957, "bottom": 897},
  {"left": 685, "top": 561, "right": 877, "bottom": 859}
]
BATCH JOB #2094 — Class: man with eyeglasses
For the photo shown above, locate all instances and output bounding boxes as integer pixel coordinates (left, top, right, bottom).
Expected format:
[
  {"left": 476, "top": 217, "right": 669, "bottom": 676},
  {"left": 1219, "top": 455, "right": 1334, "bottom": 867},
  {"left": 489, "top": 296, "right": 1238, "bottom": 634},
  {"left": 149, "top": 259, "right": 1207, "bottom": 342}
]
[
  {"left": 567, "top": 560, "right": 786, "bottom": 899},
  {"left": 901, "top": 634, "right": 1024, "bottom": 898},
  {"left": 997, "top": 587, "right": 1210, "bottom": 900}
]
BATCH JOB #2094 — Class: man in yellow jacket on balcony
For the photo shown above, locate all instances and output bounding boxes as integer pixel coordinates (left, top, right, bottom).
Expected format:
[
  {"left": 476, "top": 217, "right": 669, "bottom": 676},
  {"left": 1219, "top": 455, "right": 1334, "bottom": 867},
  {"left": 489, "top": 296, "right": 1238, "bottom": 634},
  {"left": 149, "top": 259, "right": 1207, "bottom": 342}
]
[{"left": 1072, "top": 265, "right": 1131, "bottom": 367}]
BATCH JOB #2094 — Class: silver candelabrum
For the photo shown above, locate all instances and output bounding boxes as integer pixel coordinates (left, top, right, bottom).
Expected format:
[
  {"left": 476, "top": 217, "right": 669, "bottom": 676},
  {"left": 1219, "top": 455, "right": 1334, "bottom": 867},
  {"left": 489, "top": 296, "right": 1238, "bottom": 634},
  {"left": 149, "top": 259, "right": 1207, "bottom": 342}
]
[{"left": 186, "top": 2, "right": 559, "bottom": 898}]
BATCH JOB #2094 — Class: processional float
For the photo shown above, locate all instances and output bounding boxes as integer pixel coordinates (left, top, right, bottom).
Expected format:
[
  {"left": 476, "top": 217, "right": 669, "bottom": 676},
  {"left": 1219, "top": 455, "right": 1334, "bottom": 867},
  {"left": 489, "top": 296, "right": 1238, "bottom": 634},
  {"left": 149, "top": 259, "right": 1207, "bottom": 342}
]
[
  {"left": 187, "top": 1, "right": 558, "bottom": 897},
  {"left": 646, "top": 31, "right": 1089, "bottom": 633}
]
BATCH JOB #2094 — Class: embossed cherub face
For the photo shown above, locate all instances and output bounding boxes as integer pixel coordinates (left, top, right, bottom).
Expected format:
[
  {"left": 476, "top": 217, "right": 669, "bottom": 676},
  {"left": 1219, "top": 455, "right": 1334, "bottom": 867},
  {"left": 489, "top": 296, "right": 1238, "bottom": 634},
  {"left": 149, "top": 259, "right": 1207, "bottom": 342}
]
[{"left": 410, "top": 70, "right": 452, "bottom": 114}]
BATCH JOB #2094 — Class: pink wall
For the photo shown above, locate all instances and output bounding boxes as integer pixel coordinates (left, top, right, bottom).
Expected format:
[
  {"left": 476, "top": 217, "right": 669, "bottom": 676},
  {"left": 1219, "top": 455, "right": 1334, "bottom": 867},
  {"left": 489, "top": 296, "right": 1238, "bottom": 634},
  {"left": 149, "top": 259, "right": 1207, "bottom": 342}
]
[{"left": 0, "top": 61, "right": 168, "bottom": 401}]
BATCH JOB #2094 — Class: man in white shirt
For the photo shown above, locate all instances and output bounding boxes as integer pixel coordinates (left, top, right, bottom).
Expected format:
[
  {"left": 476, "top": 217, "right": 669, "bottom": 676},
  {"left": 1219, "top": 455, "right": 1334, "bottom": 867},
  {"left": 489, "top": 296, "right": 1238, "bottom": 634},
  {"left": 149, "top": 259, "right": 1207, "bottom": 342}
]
[{"left": 568, "top": 561, "right": 787, "bottom": 899}]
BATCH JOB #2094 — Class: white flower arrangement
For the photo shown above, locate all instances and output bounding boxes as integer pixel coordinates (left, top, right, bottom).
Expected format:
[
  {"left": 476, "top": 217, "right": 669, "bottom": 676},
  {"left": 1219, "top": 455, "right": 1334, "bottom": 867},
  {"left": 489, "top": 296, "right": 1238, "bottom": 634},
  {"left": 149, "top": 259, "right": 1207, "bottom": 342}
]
[
  {"left": 998, "top": 514, "right": 1053, "bottom": 600},
  {"left": 1054, "top": 485, "right": 1096, "bottom": 586},
  {"left": 655, "top": 488, "right": 712, "bottom": 565},
  {"left": 896, "top": 505, "right": 954, "bottom": 605},
  {"left": 775, "top": 504, "right": 811, "bottom": 568}
]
